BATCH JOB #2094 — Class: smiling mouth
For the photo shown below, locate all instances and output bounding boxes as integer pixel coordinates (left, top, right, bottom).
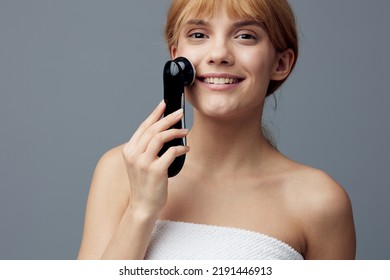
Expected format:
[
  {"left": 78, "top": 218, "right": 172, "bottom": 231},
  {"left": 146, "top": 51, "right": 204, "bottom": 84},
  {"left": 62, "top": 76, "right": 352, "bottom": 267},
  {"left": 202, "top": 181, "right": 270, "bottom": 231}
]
[{"left": 202, "top": 77, "right": 241, "bottom": 85}]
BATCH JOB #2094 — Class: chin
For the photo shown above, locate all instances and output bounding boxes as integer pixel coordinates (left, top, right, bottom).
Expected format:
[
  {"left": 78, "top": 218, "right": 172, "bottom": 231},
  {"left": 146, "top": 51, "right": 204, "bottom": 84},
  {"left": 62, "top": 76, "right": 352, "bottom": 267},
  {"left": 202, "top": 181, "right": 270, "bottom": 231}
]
[
  {"left": 193, "top": 100, "right": 242, "bottom": 120},
  {"left": 186, "top": 87, "right": 262, "bottom": 120}
]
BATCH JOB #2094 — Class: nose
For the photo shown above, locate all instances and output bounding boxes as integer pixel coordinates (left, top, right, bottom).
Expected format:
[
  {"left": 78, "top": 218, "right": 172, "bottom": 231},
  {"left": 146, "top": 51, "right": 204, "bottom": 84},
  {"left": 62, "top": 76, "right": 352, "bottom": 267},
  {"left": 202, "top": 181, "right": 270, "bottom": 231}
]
[{"left": 207, "top": 37, "right": 234, "bottom": 66}]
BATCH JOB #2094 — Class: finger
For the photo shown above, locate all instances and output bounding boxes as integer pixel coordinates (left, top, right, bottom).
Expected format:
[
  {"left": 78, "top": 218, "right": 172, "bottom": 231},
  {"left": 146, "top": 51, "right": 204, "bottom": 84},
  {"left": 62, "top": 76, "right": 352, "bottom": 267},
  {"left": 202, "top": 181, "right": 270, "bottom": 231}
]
[
  {"left": 133, "top": 108, "right": 183, "bottom": 154},
  {"left": 157, "top": 145, "right": 191, "bottom": 170},
  {"left": 128, "top": 100, "right": 166, "bottom": 146},
  {"left": 145, "top": 128, "right": 189, "bottom": 159}
]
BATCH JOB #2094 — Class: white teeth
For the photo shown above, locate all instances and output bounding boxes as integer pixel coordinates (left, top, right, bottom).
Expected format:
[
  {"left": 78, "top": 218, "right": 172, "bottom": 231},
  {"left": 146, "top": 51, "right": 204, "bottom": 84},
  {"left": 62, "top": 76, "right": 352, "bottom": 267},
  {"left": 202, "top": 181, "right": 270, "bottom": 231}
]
[{"left": 203, "top": 77, "right": 238, "bottom": 84}]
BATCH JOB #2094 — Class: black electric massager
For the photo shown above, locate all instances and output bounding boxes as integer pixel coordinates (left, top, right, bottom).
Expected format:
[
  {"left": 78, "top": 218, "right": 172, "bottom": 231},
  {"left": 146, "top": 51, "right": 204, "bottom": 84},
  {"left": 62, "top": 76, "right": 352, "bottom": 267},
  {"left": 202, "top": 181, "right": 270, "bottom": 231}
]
[{"left": 158, "top": 57, "right": 195, "bottom": 177}]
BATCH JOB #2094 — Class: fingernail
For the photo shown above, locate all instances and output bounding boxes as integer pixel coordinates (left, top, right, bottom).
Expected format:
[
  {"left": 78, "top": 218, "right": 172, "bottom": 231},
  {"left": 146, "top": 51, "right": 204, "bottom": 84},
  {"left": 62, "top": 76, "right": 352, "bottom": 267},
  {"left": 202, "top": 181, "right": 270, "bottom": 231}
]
[{"left": 175, "top": 108, "right": 183, "bottom": 115}]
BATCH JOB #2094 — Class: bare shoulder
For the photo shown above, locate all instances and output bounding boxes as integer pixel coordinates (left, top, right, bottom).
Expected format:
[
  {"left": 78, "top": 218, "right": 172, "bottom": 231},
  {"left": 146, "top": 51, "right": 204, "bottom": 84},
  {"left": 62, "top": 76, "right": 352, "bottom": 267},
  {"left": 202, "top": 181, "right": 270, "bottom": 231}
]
[
  {"left": 287, "top": 164, "right": 351, "bottom": 212},
  {"left": 93, "top": 144, "right": 129, "bottom": 189},
  {"left": 87, "top": 143, "right": 130, "bottom": 217},
  {"left": 78, "top": 144, "right": 129, "bottom": 259},
  {"left": 281, "top": 161, "right": 356, "bottom": 259}
]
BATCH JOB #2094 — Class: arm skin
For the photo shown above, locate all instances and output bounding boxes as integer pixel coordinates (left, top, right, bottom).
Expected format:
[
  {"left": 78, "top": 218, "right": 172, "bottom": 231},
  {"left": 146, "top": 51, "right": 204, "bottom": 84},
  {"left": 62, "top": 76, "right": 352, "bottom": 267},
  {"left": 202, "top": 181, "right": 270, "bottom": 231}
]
[
  {"left": 77, "top": 146, "right": 158, "bottom": 259},
  {"left": 77, "top": 101, "right": 190, "bottom": 259},
  {"left": 300, "top": 170, "right": 356, "bottom": 259}
]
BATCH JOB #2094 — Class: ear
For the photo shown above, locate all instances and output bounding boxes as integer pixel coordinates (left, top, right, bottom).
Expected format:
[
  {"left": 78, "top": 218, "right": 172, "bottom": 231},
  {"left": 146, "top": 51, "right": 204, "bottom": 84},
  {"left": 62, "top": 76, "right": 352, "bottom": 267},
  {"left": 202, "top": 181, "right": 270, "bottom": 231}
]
[
  {"left": 270, "top": 48, "right": 295, "bottom": 81},
  {"left": 170, "top": 45, "right": 178, "bottom": 60}
]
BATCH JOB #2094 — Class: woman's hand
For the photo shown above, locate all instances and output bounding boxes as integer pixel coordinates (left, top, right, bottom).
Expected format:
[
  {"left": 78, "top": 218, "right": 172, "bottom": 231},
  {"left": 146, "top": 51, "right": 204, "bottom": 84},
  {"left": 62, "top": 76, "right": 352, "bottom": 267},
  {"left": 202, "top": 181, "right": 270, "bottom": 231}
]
[{"left": 122, "top": 100, "right": 190, "bottom": 217}]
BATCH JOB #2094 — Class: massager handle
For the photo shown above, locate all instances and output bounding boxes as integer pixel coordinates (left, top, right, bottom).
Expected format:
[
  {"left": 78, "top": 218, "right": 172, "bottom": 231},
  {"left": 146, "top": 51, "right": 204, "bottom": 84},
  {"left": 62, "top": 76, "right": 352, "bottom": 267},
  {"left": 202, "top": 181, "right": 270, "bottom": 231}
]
[{"left": 158, "top": 57, "right": 195, "bottom": 177}]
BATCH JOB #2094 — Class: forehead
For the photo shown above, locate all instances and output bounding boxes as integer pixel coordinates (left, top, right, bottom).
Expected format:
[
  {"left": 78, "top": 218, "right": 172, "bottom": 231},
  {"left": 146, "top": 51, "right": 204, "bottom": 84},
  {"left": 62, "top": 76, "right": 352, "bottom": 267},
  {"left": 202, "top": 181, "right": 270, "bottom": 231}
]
[{"left": 179, "top": 0, "right": 266, "bottom": 23}]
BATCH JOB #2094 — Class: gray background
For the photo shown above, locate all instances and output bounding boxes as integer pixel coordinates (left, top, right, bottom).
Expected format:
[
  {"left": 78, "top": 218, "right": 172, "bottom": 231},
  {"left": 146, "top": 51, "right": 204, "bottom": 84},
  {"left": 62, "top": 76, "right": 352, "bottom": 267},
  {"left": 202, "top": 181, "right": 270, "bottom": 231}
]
[{"left": 0, "top": 0, "right": 389, "bottom": 260}]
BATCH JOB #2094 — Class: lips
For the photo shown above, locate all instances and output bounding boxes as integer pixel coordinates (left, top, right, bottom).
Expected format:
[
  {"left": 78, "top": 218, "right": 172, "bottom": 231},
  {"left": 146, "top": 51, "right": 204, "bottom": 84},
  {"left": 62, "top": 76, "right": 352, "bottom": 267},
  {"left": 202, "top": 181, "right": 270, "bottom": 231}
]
[
  {"left": 197, "top": 73, "right": 244, "bottom": 86},
  {"left": 203, "top": 77, "right": 239, "bottom": 84}
]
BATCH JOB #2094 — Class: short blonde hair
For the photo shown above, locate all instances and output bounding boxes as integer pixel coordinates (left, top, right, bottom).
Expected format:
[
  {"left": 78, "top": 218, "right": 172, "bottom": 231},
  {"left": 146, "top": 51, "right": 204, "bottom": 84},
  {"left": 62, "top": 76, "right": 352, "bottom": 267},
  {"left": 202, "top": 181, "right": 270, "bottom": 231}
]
[{"left": 165, "top": 0, "right": 299, "bottom": 96}]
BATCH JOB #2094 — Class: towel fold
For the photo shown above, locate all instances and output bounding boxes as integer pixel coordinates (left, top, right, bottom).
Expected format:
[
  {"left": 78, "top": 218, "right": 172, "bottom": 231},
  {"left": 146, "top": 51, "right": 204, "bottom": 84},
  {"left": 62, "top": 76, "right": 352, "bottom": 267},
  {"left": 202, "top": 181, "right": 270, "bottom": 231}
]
[{"left": 145, "top": 220, "right": 303, "bottom": 260}]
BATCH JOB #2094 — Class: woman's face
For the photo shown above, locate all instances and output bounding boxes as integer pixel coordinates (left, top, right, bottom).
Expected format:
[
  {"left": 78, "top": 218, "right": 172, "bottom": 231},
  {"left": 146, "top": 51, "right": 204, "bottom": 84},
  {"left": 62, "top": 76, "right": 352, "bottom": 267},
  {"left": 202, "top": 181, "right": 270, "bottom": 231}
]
[{"left": 171, "top": 8, "right": 287, "bottom": 120}]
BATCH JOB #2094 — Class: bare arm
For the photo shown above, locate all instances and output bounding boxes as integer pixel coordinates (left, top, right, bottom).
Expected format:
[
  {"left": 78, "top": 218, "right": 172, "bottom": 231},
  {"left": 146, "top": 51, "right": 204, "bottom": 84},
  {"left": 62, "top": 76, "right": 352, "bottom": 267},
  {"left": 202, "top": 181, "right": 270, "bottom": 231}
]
[
  {"left": 77, "top": 101, "right": 190, "bottom": 259},
  {"left": 77, "top": 146, "right": 158, "bottom": 259},
  {"left": 302, "top": 172, "right": 356, "bottom": 259}
]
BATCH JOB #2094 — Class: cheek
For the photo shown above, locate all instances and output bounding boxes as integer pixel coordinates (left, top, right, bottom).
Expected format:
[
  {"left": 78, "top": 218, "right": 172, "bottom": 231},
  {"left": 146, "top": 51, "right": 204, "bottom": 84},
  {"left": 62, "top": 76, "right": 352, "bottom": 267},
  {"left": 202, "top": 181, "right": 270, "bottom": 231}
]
[
  {"left": 179, "top": 54, "right": 202, "bottom": 71},
  {"left": 239, "top": 50, "right": 255, "bottom": 64},
  {"left": 174, "top": 42, "right": 205, "bottom": 69},
  {"left": 240, "top": 49, "right": 276, "bottom": 81}
]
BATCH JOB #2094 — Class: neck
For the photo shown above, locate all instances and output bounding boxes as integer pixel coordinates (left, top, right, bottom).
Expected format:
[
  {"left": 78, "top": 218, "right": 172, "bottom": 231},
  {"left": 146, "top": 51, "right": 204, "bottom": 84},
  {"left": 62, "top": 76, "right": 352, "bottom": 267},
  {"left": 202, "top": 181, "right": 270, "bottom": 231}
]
[{"left": 184, "top": 108, "right": 273, "bottom": 177}]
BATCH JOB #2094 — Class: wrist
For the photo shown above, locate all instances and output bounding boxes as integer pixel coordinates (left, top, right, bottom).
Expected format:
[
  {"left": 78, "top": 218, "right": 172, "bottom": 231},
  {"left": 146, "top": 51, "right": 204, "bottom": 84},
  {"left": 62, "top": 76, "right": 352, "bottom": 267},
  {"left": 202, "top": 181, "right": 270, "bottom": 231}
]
[{"left": 126, "top": 204, "right": 160, "bottom": 224}]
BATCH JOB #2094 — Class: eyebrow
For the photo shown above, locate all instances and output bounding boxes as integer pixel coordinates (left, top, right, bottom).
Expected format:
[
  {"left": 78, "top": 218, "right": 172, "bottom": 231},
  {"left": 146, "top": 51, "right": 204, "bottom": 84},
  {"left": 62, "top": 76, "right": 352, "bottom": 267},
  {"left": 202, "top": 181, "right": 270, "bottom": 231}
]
[
  {"left": 185, "top": 19, "right": 208, "bottom": 26},
  {"left": 184, "top": 19, "right": 265, "bottom": 29},
  {"left": 233, "top": 20, "right": 265, "bottom": 29}
]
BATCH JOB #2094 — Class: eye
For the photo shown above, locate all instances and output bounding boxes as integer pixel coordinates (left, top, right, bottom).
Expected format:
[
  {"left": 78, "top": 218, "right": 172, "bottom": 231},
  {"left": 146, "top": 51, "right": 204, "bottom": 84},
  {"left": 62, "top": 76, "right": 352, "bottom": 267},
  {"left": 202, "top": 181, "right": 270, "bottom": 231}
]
[
  {"left": 235, "top": 33, "right": 257, "bottom": 40},
  {"left": 188, "top": 32, "right": 208, "bottom": 39}
]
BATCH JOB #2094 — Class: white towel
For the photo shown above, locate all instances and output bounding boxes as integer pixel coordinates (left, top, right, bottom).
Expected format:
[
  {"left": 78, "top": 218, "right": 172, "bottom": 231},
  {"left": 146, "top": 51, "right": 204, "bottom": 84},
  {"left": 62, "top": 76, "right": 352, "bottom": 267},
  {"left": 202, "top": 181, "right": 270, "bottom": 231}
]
[{"left": 145, "top": 220, "right": 303, "bottom": 260}]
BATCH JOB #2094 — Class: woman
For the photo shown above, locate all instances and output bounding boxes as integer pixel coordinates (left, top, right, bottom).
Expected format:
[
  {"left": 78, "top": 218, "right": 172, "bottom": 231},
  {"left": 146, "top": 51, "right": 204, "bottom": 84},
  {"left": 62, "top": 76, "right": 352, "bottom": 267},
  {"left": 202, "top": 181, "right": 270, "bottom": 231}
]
[{"left": 77, "top": 0, "right": 356, "bottom": 260}]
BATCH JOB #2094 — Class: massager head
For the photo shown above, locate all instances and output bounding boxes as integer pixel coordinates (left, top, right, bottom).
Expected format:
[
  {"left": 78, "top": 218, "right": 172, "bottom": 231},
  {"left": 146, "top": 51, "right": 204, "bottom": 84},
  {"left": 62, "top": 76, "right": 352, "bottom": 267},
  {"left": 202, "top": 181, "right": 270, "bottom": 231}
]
[
  {"left": 164, "top": 57, "right": 195, "bottom": 89},
  {"left": 173, "top": 57, "right": 195, "bottom": 86}
]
